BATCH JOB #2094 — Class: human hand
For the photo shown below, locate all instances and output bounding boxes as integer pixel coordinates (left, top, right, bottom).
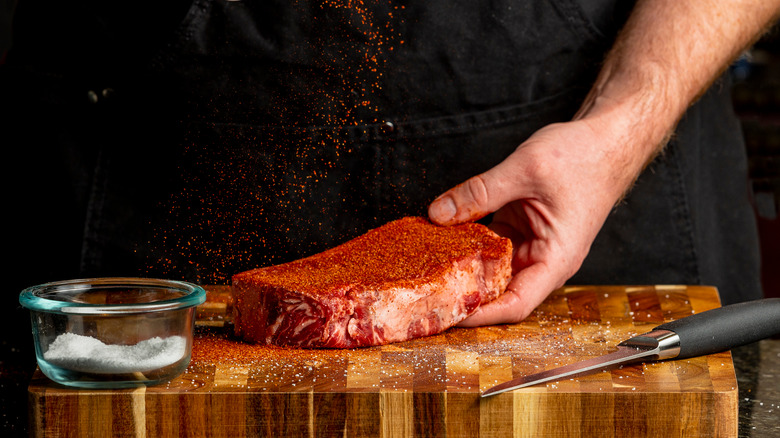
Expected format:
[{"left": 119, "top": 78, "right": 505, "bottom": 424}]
[
  {"left": 427, "top": 0, "right": 780, "bottom": 327},
  {"left": 428, "top": 118, "right": 642, "bottom": 326}
]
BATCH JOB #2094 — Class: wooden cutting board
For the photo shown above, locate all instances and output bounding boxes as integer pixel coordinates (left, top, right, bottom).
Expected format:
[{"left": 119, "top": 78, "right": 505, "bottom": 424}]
[{"left": 28, "top": 285, "right": 737, "bottom": 437}]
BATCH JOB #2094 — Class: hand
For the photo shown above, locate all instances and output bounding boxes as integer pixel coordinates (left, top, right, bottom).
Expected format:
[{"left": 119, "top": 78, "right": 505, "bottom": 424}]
[
  {"left": 426, "top": 0, "right": 780, "bottom": 326},
  {"left": 427, "top": 0, "right": 780, "bottom": 326},
  {"left": 428, "top": 118, "right": 638, "bottom": 326}
]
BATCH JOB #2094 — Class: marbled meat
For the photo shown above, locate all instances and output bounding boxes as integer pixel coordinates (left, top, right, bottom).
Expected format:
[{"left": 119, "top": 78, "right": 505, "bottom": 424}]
[{"left": 231, "top": 217, "right": 513, "bottom": 348}]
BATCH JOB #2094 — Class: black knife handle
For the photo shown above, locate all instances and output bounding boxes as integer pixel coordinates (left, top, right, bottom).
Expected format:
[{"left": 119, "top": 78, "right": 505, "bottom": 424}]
[{"left": 654, "top": 298, "right": 780, "bottom": 359}]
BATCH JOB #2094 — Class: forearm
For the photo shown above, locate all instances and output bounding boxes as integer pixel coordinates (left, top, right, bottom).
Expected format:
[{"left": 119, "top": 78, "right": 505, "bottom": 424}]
[
  {"left": 577, "top": 0, "right": 780, "bottom": 193},
  {"left": 430, "top": 1, "right": 780, "bottom": 326}
]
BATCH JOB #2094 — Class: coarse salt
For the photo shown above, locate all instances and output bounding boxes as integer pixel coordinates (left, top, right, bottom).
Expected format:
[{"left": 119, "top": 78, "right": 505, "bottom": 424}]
[{"left": 43, "top": 332, "right": 186, "bottom": 374}]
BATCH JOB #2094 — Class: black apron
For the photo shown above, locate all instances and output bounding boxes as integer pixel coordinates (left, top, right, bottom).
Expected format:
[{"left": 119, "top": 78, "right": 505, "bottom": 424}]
[{"left": 3, "top": 0, "right": 761, "bottom": 306}]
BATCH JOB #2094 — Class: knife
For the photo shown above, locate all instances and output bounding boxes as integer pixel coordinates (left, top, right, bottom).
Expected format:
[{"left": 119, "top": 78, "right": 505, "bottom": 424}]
[{"left": 481, "top": 297, "right": 780, "bottom": 397}]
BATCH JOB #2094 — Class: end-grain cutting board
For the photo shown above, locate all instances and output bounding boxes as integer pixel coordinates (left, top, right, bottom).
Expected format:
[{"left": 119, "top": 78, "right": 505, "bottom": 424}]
[{"left": 28, "top": 285, "right": 738, "bottom": 437}]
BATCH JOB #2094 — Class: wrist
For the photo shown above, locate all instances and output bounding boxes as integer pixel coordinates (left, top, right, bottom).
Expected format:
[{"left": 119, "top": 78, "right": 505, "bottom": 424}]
[{"left": 573, "top": 58, "right": 684, "bottom": 194}]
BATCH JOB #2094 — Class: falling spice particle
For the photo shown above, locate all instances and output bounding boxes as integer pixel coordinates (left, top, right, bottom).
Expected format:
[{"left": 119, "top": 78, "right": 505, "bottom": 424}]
[{"left": 140, "top": 1, "right": 407, "bottom": 285}]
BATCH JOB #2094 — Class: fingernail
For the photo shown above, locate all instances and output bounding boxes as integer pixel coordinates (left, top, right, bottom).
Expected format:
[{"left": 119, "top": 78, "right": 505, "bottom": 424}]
[{"left": 430, "top": 196, "right": 456, "bottom": 224}]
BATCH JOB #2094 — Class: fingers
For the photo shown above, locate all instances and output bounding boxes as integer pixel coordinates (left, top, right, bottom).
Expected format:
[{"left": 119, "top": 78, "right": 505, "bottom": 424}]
[
  {"left": 428, "top": 173, "right": 504, "bottom": 226},
  {"left": 456, "top": 262, "right": 559, "bottom": 327}
]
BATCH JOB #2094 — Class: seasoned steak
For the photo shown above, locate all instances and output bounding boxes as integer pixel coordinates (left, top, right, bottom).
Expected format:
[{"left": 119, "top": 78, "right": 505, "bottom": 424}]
[{"left": 231, "top": 217, "right": 513, "bottom": 348}]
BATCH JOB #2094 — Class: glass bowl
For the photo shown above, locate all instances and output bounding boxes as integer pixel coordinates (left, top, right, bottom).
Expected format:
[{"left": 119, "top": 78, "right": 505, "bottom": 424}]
[{"left": 19, "top": 277, "right": 206, "bottom": 389}]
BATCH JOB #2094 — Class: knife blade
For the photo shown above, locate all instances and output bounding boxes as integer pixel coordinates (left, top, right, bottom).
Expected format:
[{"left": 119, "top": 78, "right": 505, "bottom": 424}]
[{"left": 481, "top": 297, "right": 780, "bottom": 397}]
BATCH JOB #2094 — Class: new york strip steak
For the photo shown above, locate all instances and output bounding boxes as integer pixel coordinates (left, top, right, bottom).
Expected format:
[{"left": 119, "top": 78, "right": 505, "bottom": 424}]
[{"left": 232, "top": 217, "right": 513, "bottom": 348}]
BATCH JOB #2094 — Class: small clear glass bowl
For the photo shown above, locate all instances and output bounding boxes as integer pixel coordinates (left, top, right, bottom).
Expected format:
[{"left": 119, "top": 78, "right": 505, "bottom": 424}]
[{"left": 19, "top": 278, "right": 206, "bottom": 389}]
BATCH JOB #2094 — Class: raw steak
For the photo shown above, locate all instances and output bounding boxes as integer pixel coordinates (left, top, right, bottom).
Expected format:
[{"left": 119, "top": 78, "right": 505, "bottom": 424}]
[{"left": 231, "top": 216, "right": 513, "bottom": 348}]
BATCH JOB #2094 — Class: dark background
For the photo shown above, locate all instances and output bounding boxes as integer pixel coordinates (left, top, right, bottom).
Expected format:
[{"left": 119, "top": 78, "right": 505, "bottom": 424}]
[
  {"left": 1, "top": 4, "right": 779, "bottom": 435},
  {"left": 732, "top": 26, "right": 780, "bottom": 301}
]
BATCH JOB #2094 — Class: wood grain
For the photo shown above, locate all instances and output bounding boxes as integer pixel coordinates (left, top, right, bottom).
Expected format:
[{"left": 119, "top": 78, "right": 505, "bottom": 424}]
[{"left": 28, "top": 285, "right": 738, "bottom": 437}]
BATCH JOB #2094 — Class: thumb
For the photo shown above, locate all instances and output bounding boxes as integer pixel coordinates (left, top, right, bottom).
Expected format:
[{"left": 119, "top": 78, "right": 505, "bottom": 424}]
[{"left": 428, "top": 172, "right": 508, "bottom": 226}]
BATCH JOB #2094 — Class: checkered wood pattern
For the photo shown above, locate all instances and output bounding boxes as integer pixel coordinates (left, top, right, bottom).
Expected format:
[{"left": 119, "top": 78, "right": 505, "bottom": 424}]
[{"left": 28, "top": 285, "right": 737, "bottom": 437}]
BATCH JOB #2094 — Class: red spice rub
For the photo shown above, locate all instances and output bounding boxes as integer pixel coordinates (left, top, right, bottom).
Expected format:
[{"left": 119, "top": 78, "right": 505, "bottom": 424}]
[{"left": 232, "top": 217, "right": 513, "bottom": 348}]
